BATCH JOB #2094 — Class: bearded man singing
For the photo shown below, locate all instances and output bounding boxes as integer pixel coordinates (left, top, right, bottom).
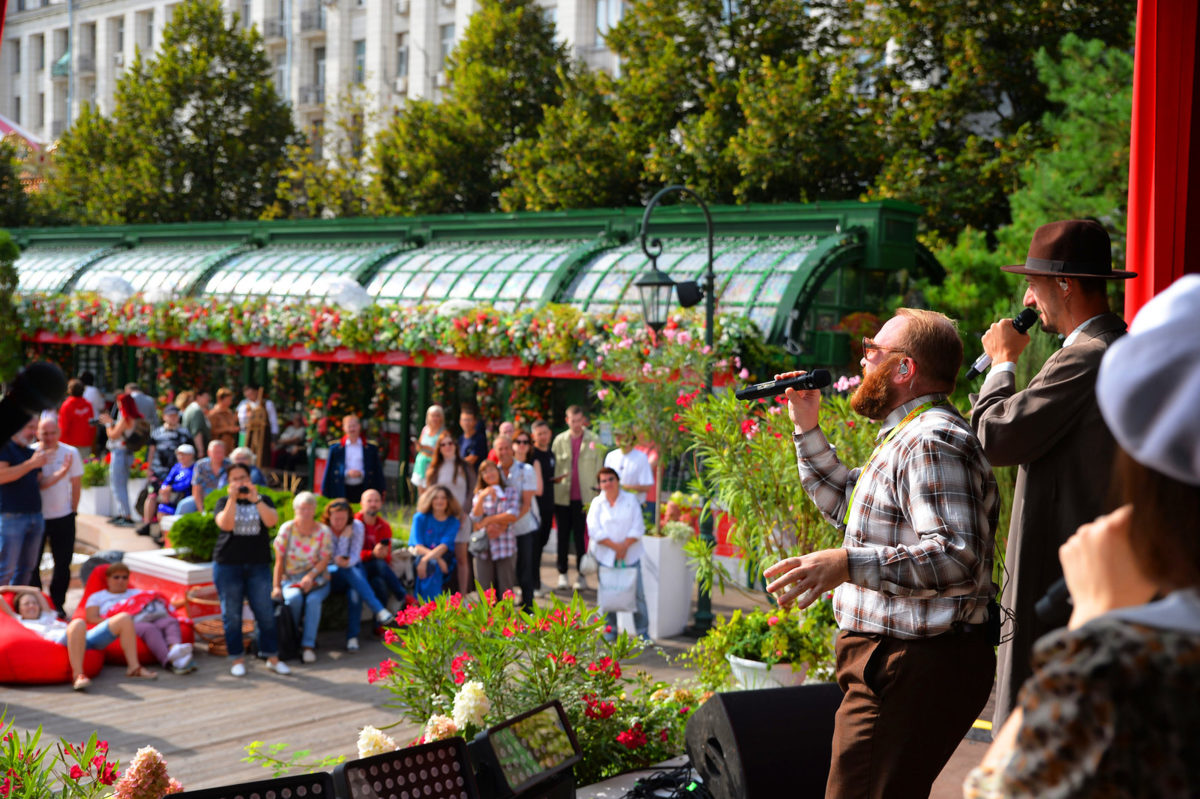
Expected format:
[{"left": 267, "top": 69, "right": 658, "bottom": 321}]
[{"left": 765, "top": 308, "right": 999, "bottom": 799}]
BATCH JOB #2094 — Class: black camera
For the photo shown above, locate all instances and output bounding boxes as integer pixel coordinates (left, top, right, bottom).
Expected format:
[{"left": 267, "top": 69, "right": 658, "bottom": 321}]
[{"left": 238, "top": 486, "right": 251, "bottom": 495}]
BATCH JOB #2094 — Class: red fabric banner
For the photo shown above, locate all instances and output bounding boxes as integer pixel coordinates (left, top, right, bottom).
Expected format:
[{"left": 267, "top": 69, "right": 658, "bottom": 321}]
[{"left": 1125, "top": 0, "right": 1200, "bottom": 320}]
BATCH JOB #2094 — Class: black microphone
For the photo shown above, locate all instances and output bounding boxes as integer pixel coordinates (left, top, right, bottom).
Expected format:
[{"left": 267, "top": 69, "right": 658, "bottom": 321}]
[
  {"left": 965, "top": 308, "right": 1040, "bottom": 380},
  {"left": 735, "top": 369, "right": 832, "bottom": 401},
  {"left": 0, "top": 361, "right": 69, "bottom": 442},
  {"left": 1034, "top": 576, "right": 1073, "bottom": 627}
]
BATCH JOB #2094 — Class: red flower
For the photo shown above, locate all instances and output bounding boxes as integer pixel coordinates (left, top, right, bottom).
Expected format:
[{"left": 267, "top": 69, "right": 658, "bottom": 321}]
[
  {"left": 383, "top": 629, "right": 399, "bottom": 645},
  {"left": 616, "top": 723, "right": 647, "bottom": 750},
  {"left": 451, "top": 652, "right": 475, "bottom": 685},
  {"left": 660, "top": 728, "right": 669, "bottom": 742},
  {"left": 100, "top": 763, "right": 119, "bottom": 785},
  {"left": 69, "top": 765, "right": 84, "bottom": 781},
  {"left": 704, "top": 423, "right": 714, "bottom": 433},
  {"left": 741, "top": 419, "right": 759, "bottom": 437}
]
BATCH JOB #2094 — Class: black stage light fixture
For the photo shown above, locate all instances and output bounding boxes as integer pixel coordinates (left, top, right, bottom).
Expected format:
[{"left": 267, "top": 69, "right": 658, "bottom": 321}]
[{"left": 467, "top": 700, "right": 581, "bottom": 799}]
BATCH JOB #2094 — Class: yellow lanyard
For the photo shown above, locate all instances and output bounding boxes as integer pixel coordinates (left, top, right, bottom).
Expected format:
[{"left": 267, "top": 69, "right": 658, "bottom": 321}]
[{"left": 843, "top": 399, "right": 948, "bottom": 526}]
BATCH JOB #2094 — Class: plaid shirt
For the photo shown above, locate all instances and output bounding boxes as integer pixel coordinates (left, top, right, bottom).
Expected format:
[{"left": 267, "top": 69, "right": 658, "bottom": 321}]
[
  {"left": 473, "top": 487, "right": 520, "bottom": 560},
  {"left": 794, "top": 394, "right": 998, "bottom": 639}
]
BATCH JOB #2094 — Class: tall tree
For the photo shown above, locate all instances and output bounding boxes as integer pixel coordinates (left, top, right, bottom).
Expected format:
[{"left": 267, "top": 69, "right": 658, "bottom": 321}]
[
  {"left": 371, "top": 0, "right": 571, "bottom": 214},
  {"left": 40, "top": 0, "right": 298, "bottom": 224}
]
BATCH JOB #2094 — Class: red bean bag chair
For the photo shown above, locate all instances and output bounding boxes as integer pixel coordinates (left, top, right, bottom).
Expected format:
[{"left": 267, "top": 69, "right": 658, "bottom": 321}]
[
  {"left": 0, "top": 588, "right": 104, "bottom": 685},
  {"left": 71, "top": 564, "right": 195, "bottom": 666}
]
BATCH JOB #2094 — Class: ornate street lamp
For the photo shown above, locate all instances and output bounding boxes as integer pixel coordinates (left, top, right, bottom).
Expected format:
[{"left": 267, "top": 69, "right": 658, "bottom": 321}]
[{"left": 637, "top": 184, "right": 717, "bottom": 633}]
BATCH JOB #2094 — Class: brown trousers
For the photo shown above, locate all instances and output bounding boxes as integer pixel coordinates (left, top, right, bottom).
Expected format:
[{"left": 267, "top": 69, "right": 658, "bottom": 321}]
[{"left": 826, "top": 628, "right": 994, "bottom": 799}]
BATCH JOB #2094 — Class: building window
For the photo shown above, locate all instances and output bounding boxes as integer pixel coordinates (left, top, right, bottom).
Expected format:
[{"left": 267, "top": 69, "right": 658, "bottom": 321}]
[
  {"left": 395, "top": 33, "right": 408, "bottom": 79},
  {"left": 353, "top": 39, "right": 366, "bottom": 83},
  {"left": 36, "top": 92, "right": 45, "bottom": 127},
  {"left": 115, "top": 17, "right": 125, "bottom": 53},
  {"left": 594, "top": 0, "right": 622, "bottom": 46},
  {"left": 14, "top": 97, "right": 21, "bottom": 125},
  {"left": 439, "top": 24, "right": 454, "bottom": 65},
  {"left": 34, "top": 34, "right": 44, "bottom": 70},
  {"left": 11, "top": 40, "right": 20, "bottom": 73},
  {"left": 311, "top": 119, "right": 324, "bottom": 161},
  {"left": 274, "top": 53, "right": 287, "bottom": 94},
  {"left": 138, "top": 10, "right": 154, "bottom": 50}
]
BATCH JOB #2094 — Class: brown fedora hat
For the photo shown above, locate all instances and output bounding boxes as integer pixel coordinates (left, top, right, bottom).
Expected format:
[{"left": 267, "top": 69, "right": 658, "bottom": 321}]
[{"left": 1002, "top": 219, "right": 1137, "bottom": 279}]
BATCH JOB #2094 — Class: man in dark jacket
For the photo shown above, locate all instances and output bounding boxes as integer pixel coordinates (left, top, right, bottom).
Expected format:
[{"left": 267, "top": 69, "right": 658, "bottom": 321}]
[
  {"left": 320, "top": 415, "right": 384, "bottom": 503},
  {"left": 970, "top": 219, "right": 1133, "bottom": 726}
]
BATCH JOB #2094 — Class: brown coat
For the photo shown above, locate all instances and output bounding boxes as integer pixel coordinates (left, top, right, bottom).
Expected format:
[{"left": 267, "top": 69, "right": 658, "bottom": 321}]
[{"left": 970, "top": 311, "right": 1126, "bottom": 725}]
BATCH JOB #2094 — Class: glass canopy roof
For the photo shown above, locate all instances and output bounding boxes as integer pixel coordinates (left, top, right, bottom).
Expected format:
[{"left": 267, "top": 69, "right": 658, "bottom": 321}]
[
  {"left": 74, "top": 243, "right": 236, "bottom": 298},
  {"left": 14, "top": 244, "right": 110, "bottom": 294},
  {"left": 561, "top": 236, "right": 822, "bottom": 335},
  {"left": 364, "top": 240, "right": 590, "bottom": 311},
  {"left": 200, "top": 242, "right": 405, "bottom": 302}
]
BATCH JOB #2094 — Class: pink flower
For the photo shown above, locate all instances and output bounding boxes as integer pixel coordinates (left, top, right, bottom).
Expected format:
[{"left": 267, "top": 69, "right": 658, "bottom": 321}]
[
  {"left": 738, "top": 368, "right": 750, "bottom": 379},
  {"left": 597, "top": 388, "right": 610, "bottom": 400},
  {"left": 768, "top": 615, "right": 780, "bottom": 626},
  {"left": 577, "top": 360, "right": 588, "bottom": 371}
]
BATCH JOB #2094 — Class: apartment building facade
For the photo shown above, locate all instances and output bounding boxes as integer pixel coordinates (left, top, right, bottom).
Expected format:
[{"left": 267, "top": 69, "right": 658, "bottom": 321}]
[{"left": 1, "top": 0, "right": 623, "bottom": 147}]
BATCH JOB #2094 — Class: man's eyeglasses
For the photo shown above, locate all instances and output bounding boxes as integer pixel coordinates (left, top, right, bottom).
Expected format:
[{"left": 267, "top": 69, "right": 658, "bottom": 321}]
[{"left": 862, "top": 337, "right": 907, "bottom": 357}]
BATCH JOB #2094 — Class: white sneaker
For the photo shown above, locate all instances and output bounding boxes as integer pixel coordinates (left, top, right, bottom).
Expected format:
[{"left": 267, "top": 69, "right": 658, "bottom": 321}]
[
  {"left": 346, "top": 637, "right": 360, "bottom": 652},
  {"left": 270, "top": 660, "right": 292, "bottom": 675},
  {"left": 573, "top": 575, "right": 587, "bottom": 591},
  {"left": 556, "top": 574, "right": 569, "bottom": 590},
  {"left": 230, "top": 662, "right": 247, "bottom": 677},
  {"left": 375, "top": 609, "right": 395, "bottom": 625},
  {"left": 166, "top": 643, "right": 192, "bottom": 664},
  {"left": 302, "top": 648, "right": 317, "bottom": 664}
]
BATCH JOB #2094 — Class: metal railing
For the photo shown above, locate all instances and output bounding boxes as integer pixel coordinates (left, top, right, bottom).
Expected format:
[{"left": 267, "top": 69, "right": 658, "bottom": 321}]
[
  {"left": 300, "top": 8, "right": 325, "bottom": 32},
  {"left": 298, "top": 84, "right": 325, "bottom": 105},
  {"left": 263, "top": 18, "right": 286, "bottom": 39}
]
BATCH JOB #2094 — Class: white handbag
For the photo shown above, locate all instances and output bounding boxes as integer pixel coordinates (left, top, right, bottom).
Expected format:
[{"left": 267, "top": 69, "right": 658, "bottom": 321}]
[{"left": 597, "top": 564, "right": 638, "bottom": 613}]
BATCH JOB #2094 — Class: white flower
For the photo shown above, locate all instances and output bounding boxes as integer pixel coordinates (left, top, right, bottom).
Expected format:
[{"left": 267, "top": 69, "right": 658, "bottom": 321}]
[
  {"left": 452, "top": 680, "right": 491, "bottom": 730},
  {"left": 423, "top": 714, "right": 459, "bottom": 742},
  {"left": 356, "top": 726, "right": 399, "bottom": 758}
]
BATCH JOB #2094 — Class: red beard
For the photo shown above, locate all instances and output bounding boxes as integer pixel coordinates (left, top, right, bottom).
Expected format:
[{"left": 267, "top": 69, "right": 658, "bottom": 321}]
[{"left": 850, "top": 354, "right": 903, "bottom": 421}]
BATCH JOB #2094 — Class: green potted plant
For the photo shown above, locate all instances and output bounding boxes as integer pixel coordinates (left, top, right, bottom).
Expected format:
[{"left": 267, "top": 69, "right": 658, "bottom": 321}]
[
  {"left": 681, "top": 597, "right": 838, "bottom": 691},
  {"left": 77, "top": 458, "right": 112, "bottom": 517}
]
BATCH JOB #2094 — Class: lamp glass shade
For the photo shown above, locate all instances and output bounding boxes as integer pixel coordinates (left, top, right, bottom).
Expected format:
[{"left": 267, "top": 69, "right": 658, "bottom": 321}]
[{"left": 635, "top": 267, "right": 676, "bottom": 331}]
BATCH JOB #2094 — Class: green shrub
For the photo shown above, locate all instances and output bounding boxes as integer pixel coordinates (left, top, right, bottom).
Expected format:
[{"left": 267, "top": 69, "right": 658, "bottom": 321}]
[
  {"left": 81, "top": 458, "right": 108, "bottom": 488},
  {"left": 167, "top": 513, "right": 221, "bottom": 562}
]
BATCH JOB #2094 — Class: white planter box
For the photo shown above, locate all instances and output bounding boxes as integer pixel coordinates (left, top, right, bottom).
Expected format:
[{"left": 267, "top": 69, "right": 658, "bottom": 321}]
[
  {"left": 727, "top": 653, "right": 808, "bottom": 690},
  {"left": 641, "top": 536, "right": 697, "bottom": 640},
  {"left": 124, "top": 548, "right": 217, "bottom": 621},
  {"left": 78, "top": 486, "right": 112, "bottom": 517}
]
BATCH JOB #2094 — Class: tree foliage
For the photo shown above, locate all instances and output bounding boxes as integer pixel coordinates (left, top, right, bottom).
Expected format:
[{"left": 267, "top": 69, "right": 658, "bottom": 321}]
[
  {"left": 0, "top": 232, "right": 20, "bottom": 383},
  {"left": 264, "top": 86, "right": 373, "bottom": 220},
  {"left": 0, "top": 139, "right": 30, "bottom": 229},
  {"left": 39, "top": 0, "right": 298, "bottom": 224},
  {"left": 924, "top": 32, "right": 1135, "bottom": 372}
]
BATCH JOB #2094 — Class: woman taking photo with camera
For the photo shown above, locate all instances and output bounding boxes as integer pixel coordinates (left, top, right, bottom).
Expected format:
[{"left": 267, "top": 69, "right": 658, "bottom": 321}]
[{"left": 213, "top": 463, "right": 290, "bottom": 677}]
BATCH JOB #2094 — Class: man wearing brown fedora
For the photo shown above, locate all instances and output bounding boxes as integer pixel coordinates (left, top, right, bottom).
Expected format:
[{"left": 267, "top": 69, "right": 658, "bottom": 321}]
[{"left": 970, "top": 219, "right": 1134, "bottom": 727}]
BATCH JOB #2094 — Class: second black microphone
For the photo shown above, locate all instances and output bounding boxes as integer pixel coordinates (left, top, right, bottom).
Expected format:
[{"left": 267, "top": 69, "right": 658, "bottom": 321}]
[{"left": 735, "top": 369, "right": 832, "bottom": 401}]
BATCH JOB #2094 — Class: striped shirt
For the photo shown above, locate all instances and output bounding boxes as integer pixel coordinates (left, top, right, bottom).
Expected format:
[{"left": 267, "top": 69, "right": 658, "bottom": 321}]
[{"left": 794, "top": 394, "right": 998, "bottom": 639}]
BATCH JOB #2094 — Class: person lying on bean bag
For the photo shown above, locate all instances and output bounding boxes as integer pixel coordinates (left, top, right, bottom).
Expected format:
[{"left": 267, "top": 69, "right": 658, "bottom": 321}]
[
  {"left": 1, "top": 586, "right": 155, "bottom": 690},
  {"left": 0, "top": 588, "right": 103, "bottom": 685},
  {"left": 83, "top": 562, "right": 196, "bottom": 674}
]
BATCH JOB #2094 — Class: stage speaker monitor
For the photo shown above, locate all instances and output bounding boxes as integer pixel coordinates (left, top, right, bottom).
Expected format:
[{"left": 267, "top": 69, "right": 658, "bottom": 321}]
[{"left": 685, "top": 683, "right": 843, "bottom": 799}]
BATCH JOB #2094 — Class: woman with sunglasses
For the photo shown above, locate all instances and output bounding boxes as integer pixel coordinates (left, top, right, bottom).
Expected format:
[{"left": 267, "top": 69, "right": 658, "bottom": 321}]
[
  {"left": 424, "top": 431, "right": 474, "bottom": 594},
  {"left": 323, "top": 498, "right": 395, "bottom": 652},
  {"left": 84, "top": 561, "right": 194, "bottom": 674}
]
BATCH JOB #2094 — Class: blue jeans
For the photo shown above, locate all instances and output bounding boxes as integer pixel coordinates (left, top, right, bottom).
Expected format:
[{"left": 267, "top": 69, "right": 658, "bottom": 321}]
[
  {"left": 109, "top": 447, "right": 132, "bottom": 518},
  {"left": 85, "top": 619, "right": 119, "bottom": 650},
  {"left": 329, "top": 563, "right": 384, "bottom": 640},
  {"left": 604, "top": 561, "right": 649, "bottom": 640},
  {"left": 281, "top": 579, "right": 331, "bottom": 649},
  {"left": 175, "top": 496, "right": 198, "bottom": 516},
  {"left": 0, "top": 512, "right": 45, "bottom": 586},
  {"left": 363, "top": 557, "right": 406, "bottom": 606},
  {"left": 212, "top": 562, "right": 277, "bottom": 659}
]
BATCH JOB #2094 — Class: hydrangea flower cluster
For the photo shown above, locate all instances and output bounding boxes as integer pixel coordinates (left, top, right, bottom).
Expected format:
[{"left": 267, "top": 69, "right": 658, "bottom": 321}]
[
  {"left": 356, "top": 726, "right": 400, "bottom": 759},
  {"left": 422, "top": 716, "right": 459, "bottom": 743},
  {"left": 452, "top": 681, "right": 491, "bottom": 731},
  {"left": 112, "top": 746, "right": 180, "bottom": 799}
]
